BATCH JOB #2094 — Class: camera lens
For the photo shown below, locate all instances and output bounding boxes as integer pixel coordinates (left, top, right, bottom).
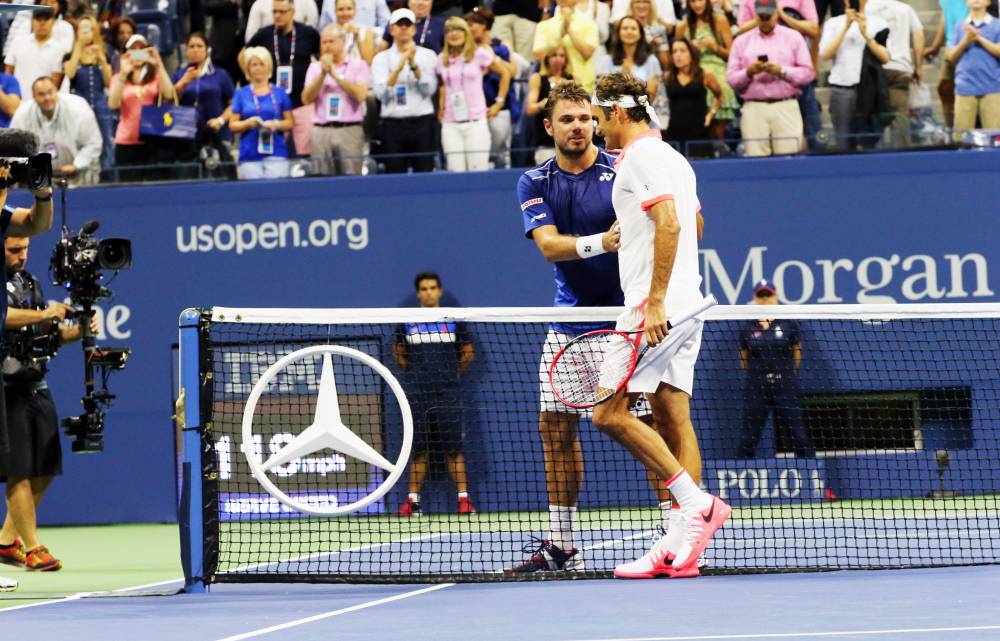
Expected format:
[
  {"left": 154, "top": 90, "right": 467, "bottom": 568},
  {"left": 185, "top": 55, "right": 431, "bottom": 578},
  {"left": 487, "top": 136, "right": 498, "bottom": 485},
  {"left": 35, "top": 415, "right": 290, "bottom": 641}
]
[{"left": 98, "top": 238, "right": 132, "bottom": 270}]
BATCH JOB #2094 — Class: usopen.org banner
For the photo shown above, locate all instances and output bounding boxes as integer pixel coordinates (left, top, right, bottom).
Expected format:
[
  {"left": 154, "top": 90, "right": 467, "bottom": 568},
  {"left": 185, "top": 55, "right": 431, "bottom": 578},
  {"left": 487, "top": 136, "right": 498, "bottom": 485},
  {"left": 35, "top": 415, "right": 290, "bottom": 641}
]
[{"left": 702, "top": 459, "right": 829, "bottom": 506}]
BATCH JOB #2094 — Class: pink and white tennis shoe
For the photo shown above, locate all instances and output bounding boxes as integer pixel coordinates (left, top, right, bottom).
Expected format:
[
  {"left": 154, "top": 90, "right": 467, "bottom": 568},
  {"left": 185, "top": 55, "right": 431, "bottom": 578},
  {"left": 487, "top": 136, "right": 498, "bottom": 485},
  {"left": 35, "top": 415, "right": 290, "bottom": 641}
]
[{"left": 671, "top": 495, "right": 731, "bottom": 571}]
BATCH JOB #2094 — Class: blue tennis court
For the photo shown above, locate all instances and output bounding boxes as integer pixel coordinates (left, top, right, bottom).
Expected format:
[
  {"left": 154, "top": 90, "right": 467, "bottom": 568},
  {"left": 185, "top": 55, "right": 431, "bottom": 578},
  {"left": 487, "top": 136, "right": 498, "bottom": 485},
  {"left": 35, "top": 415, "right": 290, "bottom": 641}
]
[{"left": 5, "top": 564, "right": 1000, "bottom": 641}]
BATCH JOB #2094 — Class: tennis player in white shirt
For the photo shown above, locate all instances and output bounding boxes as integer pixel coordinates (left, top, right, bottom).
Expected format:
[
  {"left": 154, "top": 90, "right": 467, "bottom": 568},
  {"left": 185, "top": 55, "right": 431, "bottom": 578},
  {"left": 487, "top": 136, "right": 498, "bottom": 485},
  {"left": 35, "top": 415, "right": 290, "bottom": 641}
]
[{"left": 590, "top": 72, "right": 730, "bottom": 578}]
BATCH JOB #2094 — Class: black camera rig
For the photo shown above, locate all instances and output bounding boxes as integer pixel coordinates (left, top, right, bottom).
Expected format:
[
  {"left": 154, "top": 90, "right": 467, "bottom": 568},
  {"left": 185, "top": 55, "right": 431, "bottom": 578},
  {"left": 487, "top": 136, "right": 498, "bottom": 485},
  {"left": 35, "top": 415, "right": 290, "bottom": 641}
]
[{"left": 47, "top": 183, "right": 133, "bottom": 453}]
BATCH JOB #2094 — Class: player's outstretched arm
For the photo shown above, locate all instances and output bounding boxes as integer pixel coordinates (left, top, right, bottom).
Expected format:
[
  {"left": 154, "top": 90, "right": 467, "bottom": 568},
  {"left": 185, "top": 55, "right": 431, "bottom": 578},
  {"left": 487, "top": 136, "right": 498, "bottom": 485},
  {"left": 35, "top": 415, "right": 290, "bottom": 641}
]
[{"left": 531, "top": 221, "right": 620, "bottom": 263}]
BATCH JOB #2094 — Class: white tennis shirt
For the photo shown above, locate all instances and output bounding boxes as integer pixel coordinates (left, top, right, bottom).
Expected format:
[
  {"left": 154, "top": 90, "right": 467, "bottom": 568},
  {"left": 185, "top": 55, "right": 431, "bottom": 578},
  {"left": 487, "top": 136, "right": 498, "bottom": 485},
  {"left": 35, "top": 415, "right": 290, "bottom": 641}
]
[{"left": 611, "top": 130, "right": 703, "bottom": 313}]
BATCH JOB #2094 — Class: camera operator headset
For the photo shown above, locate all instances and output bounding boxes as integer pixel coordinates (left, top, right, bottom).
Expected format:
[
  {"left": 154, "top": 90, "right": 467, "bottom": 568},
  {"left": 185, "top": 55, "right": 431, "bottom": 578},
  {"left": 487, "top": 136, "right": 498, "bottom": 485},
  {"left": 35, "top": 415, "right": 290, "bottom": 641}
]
[{"left": 0, "top": 129, "right": 60, "bottom": 574}]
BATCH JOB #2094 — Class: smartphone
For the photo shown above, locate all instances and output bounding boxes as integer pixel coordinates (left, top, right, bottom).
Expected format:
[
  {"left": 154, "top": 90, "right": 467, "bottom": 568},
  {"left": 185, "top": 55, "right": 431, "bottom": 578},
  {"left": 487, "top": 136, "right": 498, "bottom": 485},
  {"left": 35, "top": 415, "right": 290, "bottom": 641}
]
[
  {"left": 131, "top": 48, "right": 150, "bottom": 62},
  {"left": 757, "top": 54, "right": 769, "bottom": 62}
]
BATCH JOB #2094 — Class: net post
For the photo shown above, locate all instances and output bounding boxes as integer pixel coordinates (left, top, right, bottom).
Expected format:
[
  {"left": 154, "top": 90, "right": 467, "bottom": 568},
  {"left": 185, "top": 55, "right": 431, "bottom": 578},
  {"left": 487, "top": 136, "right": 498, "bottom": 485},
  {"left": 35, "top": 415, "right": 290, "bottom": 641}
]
[{"left": 178, "top": 308, "right": 206, "bottom": 593}]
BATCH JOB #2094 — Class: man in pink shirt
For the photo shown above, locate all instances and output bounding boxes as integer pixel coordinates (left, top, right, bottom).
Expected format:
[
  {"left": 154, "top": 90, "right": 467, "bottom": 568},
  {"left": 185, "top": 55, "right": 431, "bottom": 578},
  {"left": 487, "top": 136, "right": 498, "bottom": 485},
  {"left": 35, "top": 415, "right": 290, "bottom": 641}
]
[
  {"left": 727, "top": 0, "right": 815, "bottom": 156},
  {"left": 302, "top": 24, "right": 371, "bottom": 175},
  {"left": 737, "top": 0, "right": 819, "bottom": 34},
  {"left": 737, "top": 0, "right": 823, "bottom": 150}
]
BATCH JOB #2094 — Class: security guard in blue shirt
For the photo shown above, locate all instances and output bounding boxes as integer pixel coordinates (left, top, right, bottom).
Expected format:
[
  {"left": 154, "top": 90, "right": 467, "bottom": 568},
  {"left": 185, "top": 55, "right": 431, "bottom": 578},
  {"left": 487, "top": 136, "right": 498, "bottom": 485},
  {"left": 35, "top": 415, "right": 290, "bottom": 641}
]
[{"left": 737, "top": 280, "right": 816, "bottom": 458}]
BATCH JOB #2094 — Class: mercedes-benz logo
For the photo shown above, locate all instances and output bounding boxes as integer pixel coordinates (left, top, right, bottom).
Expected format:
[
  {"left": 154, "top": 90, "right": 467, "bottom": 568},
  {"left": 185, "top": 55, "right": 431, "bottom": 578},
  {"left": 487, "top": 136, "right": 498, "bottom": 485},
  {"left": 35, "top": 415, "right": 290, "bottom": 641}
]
[{"left": 241, "top": 345, "right": 413, "bottom": 516}]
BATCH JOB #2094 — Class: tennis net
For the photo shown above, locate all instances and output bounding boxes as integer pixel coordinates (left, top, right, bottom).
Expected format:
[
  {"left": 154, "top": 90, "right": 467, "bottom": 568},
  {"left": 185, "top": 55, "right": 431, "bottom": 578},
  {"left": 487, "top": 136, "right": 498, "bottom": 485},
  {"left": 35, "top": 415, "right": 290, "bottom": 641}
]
[{"left": 177, "top": 304, "right": 1000, "bottom": 585}]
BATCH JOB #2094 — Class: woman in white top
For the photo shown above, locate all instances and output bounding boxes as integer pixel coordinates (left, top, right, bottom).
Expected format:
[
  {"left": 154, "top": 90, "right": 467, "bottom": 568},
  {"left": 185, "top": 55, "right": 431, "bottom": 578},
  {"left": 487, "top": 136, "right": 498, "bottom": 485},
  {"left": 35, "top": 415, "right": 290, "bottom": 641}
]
[
  {"left": 599, "top": 16, "right": 661, "bottom": 101},
  {"left": 436, "top": 17, "right": 510, "bottom": 172},
  {"left": 327, "top": 0, "right": 376, "bottom": 64}
]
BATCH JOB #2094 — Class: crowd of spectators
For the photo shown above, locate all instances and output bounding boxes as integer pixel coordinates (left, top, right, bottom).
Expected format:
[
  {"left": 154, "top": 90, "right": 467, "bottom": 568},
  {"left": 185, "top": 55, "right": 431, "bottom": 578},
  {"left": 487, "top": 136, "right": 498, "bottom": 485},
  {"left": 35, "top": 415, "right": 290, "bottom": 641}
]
[{"left": 0, "top": 0, "right": 995, "bottom": 182}]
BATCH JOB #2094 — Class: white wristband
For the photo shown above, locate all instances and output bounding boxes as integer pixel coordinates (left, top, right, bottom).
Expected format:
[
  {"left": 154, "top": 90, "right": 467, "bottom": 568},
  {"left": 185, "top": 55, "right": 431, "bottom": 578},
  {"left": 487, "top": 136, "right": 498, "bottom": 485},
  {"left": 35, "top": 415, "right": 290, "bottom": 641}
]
[{"left": 576, "top": 233, "right": 607, "bottom": 259}]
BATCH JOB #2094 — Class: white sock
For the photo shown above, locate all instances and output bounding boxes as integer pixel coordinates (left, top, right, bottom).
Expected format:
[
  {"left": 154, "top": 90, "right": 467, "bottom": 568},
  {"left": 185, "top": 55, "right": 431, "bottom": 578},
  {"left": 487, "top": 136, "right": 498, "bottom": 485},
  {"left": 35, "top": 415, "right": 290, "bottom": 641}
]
[
  {"left": 659, "top": 501, "right": 673, "bottom": 530},
  {"left": 408, "top": 492, "right": 420, "bottom": 503},
  {"left": 548, "top": 505, "right": 576, "bottom": 550},
  {"left": 457, "top": 491, "right": 468, "bottom": 499},
  {"left": 666, "top": 469, "right": 711, "bottom": 512}
]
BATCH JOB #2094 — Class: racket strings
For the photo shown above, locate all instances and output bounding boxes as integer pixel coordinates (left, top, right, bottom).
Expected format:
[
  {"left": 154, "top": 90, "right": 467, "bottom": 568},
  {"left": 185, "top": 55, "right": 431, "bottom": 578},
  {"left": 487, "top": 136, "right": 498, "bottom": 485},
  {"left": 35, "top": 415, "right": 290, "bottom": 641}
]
[{"left": 550, "top": 332, "right": 637, "bottom": 407}]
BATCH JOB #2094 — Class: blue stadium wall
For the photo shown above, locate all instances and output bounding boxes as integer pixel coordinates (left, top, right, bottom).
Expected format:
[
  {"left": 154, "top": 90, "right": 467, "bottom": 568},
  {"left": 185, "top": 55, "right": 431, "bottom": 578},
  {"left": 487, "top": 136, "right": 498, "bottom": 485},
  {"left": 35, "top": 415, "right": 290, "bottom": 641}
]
[{"left": 25, "top": 148, "right": 999, "bottom": 524}]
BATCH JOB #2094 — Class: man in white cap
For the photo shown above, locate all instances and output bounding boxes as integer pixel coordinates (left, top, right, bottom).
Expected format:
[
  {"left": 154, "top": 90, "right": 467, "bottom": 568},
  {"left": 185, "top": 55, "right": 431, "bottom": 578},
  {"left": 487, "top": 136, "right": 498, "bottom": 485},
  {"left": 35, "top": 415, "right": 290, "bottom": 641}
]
[
  {"left": 371, "top": 8, "right": 439, "bottom": 173},
  {"left": 378, "top": 0, "right": 445, "bottom": 53}
]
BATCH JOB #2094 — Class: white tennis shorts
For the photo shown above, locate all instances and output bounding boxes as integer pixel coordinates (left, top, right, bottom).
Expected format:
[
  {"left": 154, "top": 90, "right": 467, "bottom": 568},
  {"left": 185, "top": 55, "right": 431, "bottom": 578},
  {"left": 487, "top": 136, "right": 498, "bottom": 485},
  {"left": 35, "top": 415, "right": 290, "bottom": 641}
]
[
  {"left": 614, "top": 306, "right": 704, "bottom": 396},
  {"left": 538, "top": 329, "right": 652, "bottom": 416}
]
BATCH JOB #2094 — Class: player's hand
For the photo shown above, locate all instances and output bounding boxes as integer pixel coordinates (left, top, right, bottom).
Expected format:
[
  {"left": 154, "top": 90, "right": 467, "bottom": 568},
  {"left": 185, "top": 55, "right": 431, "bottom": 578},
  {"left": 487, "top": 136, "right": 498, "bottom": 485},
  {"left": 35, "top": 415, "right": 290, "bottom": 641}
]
[
  {"left": 747, "top": 60, "right": 767, "bottom": 76},
  {"left": 644, "top": 301, "right": 669, "bottom": 347},
  {"left": 764, "top": 62, "right": 782, "bottom": 76},
  {"left": 45, "top": 303, "right": 75, "bottom": 322},
  {"left": 602, "top": 220, "right": 621, "bottom": 253}
]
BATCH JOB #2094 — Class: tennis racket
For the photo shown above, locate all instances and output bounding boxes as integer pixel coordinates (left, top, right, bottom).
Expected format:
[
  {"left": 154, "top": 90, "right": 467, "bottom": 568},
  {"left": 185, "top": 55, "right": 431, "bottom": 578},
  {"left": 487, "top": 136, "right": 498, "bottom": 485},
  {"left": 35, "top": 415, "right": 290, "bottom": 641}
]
[{"left": 548, "top": 295, "right": 718, "bottom": 409}]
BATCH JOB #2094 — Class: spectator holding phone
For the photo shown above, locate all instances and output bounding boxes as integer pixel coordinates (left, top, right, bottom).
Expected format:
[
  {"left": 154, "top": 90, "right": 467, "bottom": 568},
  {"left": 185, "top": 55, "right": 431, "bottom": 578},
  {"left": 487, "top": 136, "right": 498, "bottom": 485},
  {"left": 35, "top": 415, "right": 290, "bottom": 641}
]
[
  {"left": 727, "top": 0, "right": 815, "bottom": 156},
  {"left": 108, "top": 34, "right": 176, "bottom": 182},
  {"left": 63, "top": 16, "right": 114, "bottom": 172},
  {"left": 819, "top": 0, "right": 890, "bottom": 149},
  {"left": 172, "top": 33, "right": 237, "bottom": 176},
  {"left": 230, "top": 47, "right": 295, "bottom": 179}
]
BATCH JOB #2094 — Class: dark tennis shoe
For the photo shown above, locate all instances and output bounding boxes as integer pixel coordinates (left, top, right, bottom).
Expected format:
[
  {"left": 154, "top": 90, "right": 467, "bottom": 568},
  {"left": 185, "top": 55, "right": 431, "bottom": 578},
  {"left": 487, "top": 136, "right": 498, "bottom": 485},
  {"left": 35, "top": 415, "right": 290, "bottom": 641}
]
[{"left": 506, "top": 538, "right": 579, "bottom": 573}]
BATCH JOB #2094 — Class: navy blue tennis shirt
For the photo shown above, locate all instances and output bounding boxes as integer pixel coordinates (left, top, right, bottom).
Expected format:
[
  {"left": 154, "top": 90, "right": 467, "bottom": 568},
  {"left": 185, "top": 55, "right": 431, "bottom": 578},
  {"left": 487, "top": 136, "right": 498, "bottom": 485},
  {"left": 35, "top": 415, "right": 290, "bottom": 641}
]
[{"left": 519, "top": 150, "right": 624, "bottom": 311}]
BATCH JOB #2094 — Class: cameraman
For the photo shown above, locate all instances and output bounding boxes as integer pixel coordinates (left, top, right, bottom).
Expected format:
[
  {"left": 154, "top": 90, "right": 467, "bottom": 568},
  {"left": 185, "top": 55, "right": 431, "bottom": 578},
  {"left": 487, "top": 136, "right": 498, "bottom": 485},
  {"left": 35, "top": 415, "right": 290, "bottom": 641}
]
[
  {"left": 0, "top": 163, "right": 56, "bottom": 584},
  {"left": 0, "top": 237, "right": 89, "bottom": 572}
]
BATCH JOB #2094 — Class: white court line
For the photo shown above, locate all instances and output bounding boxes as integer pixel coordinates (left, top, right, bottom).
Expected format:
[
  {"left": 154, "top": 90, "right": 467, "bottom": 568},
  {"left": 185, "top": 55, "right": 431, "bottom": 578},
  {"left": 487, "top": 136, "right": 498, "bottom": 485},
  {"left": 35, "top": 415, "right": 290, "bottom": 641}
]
[
  {"left": 1, "top": 531, "right": 450, "bottom": 614},
  {"left": 557, "top": 624, "right": 1000, "bottom": 641},
  {"left": 0, "top": 576, "right": 186, "bottom": 614},
  {"left": 212, "top": 583, "right": 455, "bottom": 641}
]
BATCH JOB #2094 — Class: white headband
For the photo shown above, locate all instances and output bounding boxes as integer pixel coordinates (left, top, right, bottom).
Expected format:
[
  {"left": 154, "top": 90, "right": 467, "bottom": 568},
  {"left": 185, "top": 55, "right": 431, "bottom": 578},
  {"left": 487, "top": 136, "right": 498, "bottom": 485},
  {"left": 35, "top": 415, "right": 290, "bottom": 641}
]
[{"left": 591, "top": 92, "right": 659, "bottom": 125}]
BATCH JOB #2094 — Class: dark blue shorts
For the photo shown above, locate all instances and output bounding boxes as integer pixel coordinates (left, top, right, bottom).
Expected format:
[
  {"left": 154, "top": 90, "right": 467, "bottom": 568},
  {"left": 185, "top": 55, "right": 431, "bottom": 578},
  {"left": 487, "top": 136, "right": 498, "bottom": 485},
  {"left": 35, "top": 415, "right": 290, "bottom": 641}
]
[{"left": 407, "top": 385, "right": 465, "bottom": 453}]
